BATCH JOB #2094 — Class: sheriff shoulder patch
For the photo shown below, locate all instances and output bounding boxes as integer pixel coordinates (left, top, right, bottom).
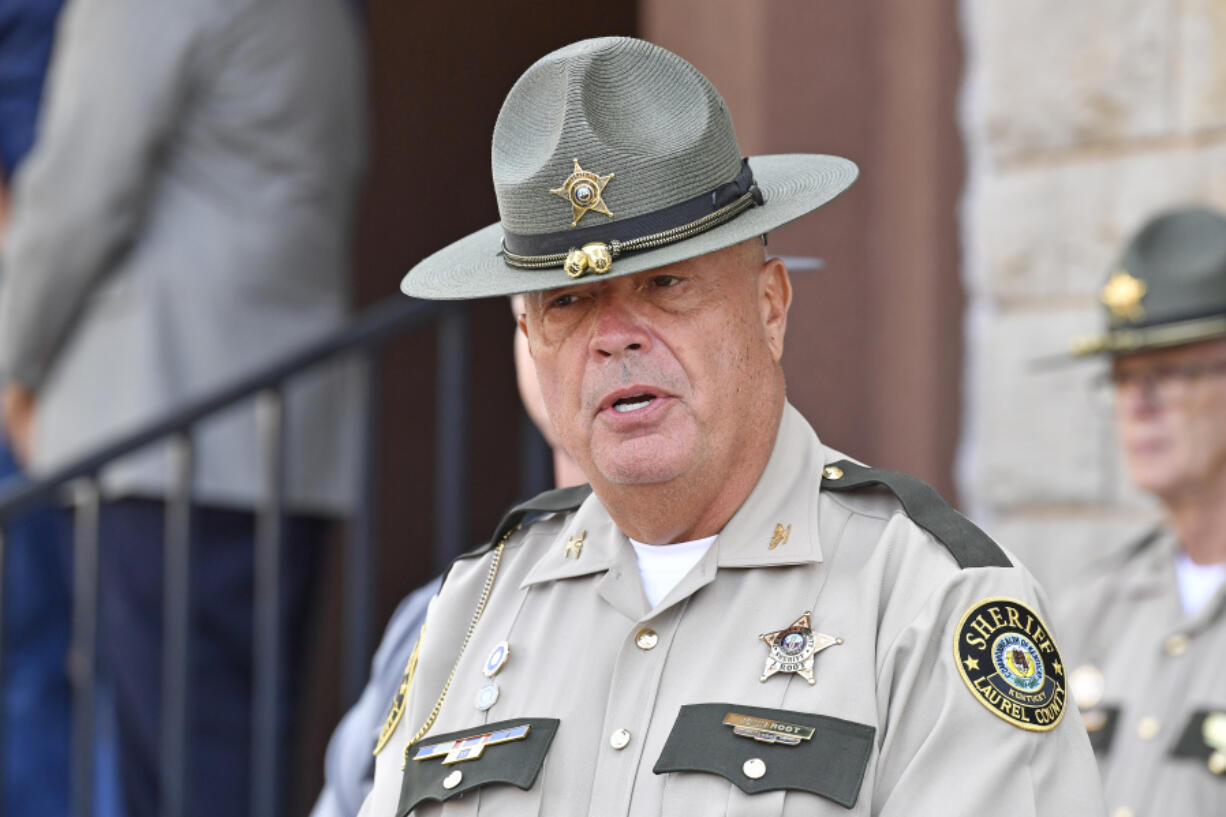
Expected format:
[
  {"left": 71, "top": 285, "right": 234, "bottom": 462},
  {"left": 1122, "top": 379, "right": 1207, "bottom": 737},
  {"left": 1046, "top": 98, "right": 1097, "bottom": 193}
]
[
  {"left": 954, "top": 597, "right": 1067, "bottom": 732},
  {"left": 374, "top": 625, "right": 426, "bottom": 756}
]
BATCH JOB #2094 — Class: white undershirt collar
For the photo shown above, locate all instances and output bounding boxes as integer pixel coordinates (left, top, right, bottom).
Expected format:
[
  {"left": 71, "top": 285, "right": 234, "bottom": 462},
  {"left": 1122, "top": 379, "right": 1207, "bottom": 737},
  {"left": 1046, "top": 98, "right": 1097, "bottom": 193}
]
[
  {"left": 1175, "top": 551, "right": 1226, "bottom": 616},
  {"left": 629, "top": 535, "right": 717, "bottom": 608}
]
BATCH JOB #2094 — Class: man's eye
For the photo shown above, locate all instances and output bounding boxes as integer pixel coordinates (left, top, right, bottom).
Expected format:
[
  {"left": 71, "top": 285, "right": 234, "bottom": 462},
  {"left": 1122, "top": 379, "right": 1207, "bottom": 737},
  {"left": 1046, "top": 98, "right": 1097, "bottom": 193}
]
[
  {"left": 651, "top": 275, "right": 681, "bottom": 288},
  {"left": 551, "top": 293, "right": 579, "bottom": 308}
]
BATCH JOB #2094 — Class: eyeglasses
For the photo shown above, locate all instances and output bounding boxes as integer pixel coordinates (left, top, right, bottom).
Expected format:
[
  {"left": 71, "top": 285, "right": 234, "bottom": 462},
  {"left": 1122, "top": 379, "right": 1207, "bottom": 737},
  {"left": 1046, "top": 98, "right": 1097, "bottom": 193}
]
[{"left": 1090, "top": 359, "right": 1226, "bottom": 403}]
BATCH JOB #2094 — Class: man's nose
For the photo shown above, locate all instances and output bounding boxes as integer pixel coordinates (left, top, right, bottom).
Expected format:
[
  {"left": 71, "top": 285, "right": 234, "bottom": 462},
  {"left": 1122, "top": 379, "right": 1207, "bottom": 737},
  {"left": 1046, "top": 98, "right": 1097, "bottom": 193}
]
[
  {"left": 1116, "top": 372, "right": 1163, "bottom": 415},
  {"left": 590, "top": 299, "right": 650, "bottom": 358}
]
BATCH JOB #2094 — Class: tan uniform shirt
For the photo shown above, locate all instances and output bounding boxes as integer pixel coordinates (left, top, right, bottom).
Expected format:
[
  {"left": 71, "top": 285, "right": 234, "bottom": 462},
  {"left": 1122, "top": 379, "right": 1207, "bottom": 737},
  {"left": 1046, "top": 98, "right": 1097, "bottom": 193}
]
[
  {"left": 1059, "top": 530, "right": 1226, "bottom": 817},
  {"left": 360, "top": 405, "right": 1104, "bottom": 816}
]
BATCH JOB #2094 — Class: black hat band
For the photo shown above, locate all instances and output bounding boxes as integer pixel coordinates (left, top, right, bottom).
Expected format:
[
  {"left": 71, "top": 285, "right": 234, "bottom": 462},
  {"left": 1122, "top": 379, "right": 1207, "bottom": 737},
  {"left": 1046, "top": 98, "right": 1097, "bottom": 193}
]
[{"left": 501, "top": 158, "right": 764, "bottom": 277}]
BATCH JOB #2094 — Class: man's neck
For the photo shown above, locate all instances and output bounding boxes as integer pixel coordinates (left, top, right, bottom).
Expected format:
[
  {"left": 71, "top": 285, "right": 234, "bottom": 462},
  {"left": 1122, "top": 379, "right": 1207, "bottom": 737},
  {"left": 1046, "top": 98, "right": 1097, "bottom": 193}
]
[
  {"left": 595, "top": 408, "right": 783, "bottom": 545},
  {"left": 1165, "top": 471, "right": 1226, "bottom": 565},
  {"left": 597, "top": 466, "right": 763, "bottom": 544}
]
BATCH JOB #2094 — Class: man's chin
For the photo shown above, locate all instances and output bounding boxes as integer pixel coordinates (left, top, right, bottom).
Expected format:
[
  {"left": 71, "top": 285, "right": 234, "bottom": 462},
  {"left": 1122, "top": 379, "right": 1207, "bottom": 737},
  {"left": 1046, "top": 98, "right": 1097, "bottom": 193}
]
[
  {"left": 589, "top": 443, "right": 694, "bottom": 486},
  {"left": 1129, "top": 466, "right": 1188, "bottom": 500},
  {"left": 594, "top": 460, "right": 688, "bottom": 486}
]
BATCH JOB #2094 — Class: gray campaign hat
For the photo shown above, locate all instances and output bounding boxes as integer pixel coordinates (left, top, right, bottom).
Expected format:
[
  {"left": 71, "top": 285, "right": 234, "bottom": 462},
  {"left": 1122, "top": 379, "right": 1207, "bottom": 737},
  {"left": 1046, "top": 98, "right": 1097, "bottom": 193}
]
[
  {"left": 400, "top": 37, "right": 858, "bottom": 300},
  {"left": 1072, "top": 205, "right": 1226, "bottom": 356}
]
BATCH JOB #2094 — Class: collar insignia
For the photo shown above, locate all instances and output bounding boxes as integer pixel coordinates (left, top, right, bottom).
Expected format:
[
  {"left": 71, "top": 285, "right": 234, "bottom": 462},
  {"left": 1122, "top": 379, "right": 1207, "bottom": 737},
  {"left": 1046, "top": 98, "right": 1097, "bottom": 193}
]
[
  {"left": 759, "top": 612, "right": 843, "bottom": 685},
  {"left": 1101, "top": 270, "right": 1147, "bottom": 322},
  {"left": 768, "top": 523, "right": 791, "bottom": 550},
  {"left": 564, "top": 530, "right": 586, "bottom": 559},
  {"left": 550, "top": 159, "right": 614, "bottom": 227}
]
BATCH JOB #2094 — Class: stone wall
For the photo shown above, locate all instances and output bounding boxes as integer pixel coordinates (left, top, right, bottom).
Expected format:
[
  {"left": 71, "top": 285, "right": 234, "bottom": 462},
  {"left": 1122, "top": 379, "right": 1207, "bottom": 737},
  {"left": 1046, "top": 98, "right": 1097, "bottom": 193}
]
[{"left": 958, "top": 1, "right": 1226, "bottom": 596}]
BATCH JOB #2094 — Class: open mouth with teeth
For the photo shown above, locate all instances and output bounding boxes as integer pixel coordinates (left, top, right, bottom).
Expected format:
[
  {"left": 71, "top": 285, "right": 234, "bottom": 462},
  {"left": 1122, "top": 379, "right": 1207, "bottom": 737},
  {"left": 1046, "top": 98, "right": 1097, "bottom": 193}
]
[{"left": 612, "top": 394, "right": 656, "bottom": 413}]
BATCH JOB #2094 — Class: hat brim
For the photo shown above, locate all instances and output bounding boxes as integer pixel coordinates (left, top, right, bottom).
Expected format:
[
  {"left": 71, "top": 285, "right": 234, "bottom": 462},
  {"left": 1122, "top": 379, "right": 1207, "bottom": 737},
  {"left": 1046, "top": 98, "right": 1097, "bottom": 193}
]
[
  {"left": 1069, "top": 315, "right": 1226, "bottom": 358},
  {"left": 401, "top": 154, "right": 858, "bottom": 300}
]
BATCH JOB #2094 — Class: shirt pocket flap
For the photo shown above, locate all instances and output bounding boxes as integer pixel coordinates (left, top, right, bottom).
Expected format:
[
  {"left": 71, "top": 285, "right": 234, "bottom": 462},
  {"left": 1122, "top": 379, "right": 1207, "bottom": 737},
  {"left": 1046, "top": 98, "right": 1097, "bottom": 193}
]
[
  {"left": 397, "top": 717, "right": 559, "bottom": 815},
  {"left": 1080, "top": 705, "right": 1120, "bottom": 754},
  {"left": 652, "top": 703, "right": 875, "bottom": 808},
  {"left": 1170, "top": 708, "right": 1226, "bottom": 779}
]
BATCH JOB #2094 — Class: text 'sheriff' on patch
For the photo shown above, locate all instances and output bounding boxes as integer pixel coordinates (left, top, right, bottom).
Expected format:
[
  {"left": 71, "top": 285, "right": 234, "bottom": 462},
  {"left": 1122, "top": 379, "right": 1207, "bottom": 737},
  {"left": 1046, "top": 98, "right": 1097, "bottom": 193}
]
[{"left": 954, "top": 597, "right": 1067, "bottom": 732}]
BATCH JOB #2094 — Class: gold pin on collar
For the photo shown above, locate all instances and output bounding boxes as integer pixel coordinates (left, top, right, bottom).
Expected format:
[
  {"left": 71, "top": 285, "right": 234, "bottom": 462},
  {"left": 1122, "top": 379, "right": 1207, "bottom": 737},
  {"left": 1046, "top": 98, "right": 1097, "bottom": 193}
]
[
  {"left": 768, "top": 523, "right": 791, "bottom": 550},
  {"left": 550, "top": 159, "right": 614, "bottom": 227},
  {"left": 564, "top": 530, "right": 586, "bottom": 559},
  {"left": 1101, "top": 270, "right": 1147, "bottom": 322}
]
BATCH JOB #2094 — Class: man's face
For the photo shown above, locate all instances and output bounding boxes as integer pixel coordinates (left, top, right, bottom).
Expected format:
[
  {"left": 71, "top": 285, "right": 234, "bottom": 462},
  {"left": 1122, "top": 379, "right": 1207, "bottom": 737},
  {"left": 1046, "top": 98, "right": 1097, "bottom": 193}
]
[
  {"left": 520, "top": 239, "right": 790, "bottom": 490},
  {"left": 1112, "top": 338, "right": 1226, "bottom": 501}
]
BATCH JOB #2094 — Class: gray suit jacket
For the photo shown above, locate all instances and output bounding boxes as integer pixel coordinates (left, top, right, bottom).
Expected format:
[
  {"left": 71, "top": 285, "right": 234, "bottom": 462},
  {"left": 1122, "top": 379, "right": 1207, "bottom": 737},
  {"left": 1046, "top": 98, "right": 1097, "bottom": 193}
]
[{"left": 0, "top": 0, "right": 367, "bottom": 513}]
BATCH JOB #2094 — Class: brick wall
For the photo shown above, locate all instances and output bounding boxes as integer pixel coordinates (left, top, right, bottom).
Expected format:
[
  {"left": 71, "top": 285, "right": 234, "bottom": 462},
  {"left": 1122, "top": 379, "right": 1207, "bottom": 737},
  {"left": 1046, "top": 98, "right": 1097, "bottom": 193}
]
[{"left": 958, "top": 1, "right": 1226, "bottom": 596}]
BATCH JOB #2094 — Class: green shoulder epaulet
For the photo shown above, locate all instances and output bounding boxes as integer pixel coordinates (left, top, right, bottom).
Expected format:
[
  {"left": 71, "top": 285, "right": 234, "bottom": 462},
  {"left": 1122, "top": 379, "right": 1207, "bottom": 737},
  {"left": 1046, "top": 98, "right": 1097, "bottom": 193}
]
[
  {"left": 456, "top": 483, "right": 594, "bottom": 562},
  {"left": 820, "top": 459, "right": 1011, "bottom": 569}
]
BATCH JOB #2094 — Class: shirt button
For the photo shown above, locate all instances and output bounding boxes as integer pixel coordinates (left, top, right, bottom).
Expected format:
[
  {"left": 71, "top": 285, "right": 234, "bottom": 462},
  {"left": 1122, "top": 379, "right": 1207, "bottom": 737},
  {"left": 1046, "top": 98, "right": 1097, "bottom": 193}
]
[
  {"left": 635, "top": 629, "right": 659, "bottom": 650},
  {"left": 1137, "top": 717, "right": 1160, "bottom": 740},
  {"left": 609, "top": 728, "right": 631, "bottom": 750},
  {"left": 1112, "top": 808, "right": 1134, "bottom": 817},
  {"left": 743, "top": 758, "right": 766, "bottom": 779},
  {"left": 1209, "top": 750, "right": 1226, "bottom": 775},
  {"left": 443, "top": 770, "right": 463, "bottom": 790},
  {"left": 1164, "top": 633, "right": 1188, "bottom": 656},
  {"left": 1082, "top": 710, "right": 1108, "bottom": 732}
]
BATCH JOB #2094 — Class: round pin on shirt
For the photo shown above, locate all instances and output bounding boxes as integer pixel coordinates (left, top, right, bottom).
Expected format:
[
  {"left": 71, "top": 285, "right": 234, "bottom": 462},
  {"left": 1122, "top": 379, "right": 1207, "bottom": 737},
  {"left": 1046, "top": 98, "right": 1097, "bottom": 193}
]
[
  {"left": 475, "top": 641, "right": 510, "bottom": 712},
  {"left": 484, "top": 641, "right": 510, "bottom": 677},
  {"left": 475, "top": 682, "right": 500, "bottom": 711}
]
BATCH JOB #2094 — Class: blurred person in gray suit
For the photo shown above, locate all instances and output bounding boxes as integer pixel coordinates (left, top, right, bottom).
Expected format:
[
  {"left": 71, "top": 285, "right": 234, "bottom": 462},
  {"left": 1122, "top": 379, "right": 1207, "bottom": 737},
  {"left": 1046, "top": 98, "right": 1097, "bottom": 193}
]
[{"left": 0, "top": 0, "right": 367, "bottom": 815}]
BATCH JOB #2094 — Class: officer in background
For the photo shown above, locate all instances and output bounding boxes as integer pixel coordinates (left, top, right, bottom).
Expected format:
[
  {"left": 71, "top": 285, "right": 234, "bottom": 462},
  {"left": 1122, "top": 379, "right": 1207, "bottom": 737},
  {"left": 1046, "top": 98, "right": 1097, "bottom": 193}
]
[
  {"left": 360, "top": 37, "right": 1104, "bottom": 815},
  {"left": 1061, "top": 205, "right": 1226, "bottom": 816}
]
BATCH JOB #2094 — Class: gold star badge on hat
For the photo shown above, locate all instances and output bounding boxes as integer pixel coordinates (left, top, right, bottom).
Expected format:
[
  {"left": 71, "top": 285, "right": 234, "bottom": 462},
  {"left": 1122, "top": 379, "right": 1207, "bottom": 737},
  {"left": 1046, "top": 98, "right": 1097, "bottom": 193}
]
[
  {"left": 1101, "top": 270, "right": 1147, "bottom": 322},
  {"left": 550, "top": 159, "right": 614, "bottom": 227},
  {"left": 759, "top": 612, "right": 842, "bottom": 685}
]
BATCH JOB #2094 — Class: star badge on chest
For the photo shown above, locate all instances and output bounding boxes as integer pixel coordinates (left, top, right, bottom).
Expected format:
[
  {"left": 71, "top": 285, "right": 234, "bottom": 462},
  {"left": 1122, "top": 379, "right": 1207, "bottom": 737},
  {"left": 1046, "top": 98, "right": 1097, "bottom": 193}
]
[{"left": 759, "top": 612, "right": 843, "bottom": 685}]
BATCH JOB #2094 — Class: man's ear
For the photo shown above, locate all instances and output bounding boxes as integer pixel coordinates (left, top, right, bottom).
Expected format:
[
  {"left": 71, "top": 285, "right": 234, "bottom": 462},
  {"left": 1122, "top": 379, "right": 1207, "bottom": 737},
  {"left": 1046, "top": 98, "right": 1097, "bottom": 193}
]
[
  {"left": 517, "top": 313, "right": 533, "bottom": 356},
  {"left": 760, "top": 256, "right": 792, "bottom": 363}
]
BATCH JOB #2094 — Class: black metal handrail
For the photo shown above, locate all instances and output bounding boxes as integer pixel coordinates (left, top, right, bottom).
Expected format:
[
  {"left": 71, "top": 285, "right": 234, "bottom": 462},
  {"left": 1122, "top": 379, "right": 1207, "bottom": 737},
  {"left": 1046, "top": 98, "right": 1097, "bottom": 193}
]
[
  {"left": 0, "top": 296, "right": 452, "bottom": 520},
  {"left": 0, "top": 294, "right": 477, "bottom": 817}
]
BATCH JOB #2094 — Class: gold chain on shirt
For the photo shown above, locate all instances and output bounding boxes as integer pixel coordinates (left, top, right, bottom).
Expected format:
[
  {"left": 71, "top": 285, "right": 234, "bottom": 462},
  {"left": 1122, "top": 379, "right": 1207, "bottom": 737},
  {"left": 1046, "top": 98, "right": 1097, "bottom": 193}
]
[{"left": 400, "top": 524, "right": 518, "bottom": 769}]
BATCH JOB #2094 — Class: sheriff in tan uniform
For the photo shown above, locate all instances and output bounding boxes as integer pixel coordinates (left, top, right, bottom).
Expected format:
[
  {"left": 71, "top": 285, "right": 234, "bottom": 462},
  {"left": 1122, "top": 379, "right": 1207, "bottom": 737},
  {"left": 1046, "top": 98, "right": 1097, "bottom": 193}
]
[
  {"left": 1059, "top": 206, "right": 1226, "bottom": 817},
  {"left": 1061, "top": 530, "right": 1226, "bottom": 817},
  {"left": 361, "top": 406, "right": 1103, "bottom": 815},
  {"left": 359, "top": 36, "right": 1105, "bottom": 816}
]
